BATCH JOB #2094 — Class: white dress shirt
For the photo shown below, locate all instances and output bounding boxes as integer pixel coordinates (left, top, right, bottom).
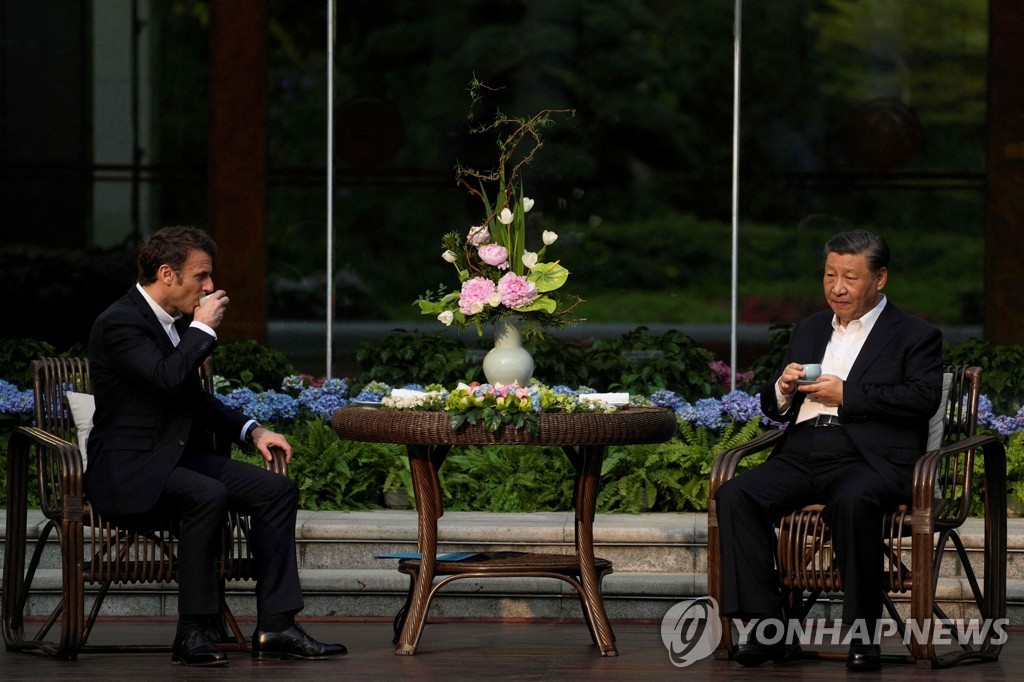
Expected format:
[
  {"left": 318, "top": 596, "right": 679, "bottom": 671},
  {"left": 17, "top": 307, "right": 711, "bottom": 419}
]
[{"left": 776, "top": 296, "right": 888, "bottom": 425}]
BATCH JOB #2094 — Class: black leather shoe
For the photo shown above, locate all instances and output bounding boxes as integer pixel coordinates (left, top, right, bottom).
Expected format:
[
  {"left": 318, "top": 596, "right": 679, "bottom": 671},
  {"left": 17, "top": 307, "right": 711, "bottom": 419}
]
[
  {"left": 251, "top": 623, "right": 347, "bottom": 660},
  {"left": 171, "top": 628, "right": 228, "bottom": 666},
  {"left": 847, "top": 643, "right": 882, "bottom": 672},
  {"left": 734, "top": 641, "right": 801, "bottom": 666}
]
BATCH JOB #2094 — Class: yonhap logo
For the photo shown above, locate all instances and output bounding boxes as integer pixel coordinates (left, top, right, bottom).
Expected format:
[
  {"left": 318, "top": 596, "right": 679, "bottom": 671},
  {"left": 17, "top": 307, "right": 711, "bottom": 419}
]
[{"left": 660, "top": 597, "right": 722, "bottom": 667}]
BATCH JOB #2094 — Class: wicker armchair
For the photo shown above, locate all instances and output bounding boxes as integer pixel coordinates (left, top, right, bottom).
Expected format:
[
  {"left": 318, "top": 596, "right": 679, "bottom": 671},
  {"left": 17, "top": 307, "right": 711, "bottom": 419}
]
[
  {"left": 2, "top": 357, "right": 289, "bottom": 660},
  {"left": 708, "top": 365, "right": 1007, "bottom": 668}
]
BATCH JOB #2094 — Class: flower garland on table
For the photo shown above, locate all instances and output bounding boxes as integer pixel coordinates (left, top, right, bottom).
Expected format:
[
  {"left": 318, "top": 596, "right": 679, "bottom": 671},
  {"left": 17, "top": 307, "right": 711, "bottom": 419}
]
[
  {"left": 416, "top": 78, "right": 582, "bottom": 335},
  {"left": 381, "top": 382, "right": 618, "bottom": 436}
]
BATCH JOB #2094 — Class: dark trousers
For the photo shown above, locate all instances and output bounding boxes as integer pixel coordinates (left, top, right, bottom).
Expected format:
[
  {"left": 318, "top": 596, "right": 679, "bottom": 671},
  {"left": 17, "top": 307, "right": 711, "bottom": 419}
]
[
  {"left": 153, "top": 454, "right": 304, "bottom": 618},
  {"left": 715, "top": 424, "right": 910, "bottom": 624}
]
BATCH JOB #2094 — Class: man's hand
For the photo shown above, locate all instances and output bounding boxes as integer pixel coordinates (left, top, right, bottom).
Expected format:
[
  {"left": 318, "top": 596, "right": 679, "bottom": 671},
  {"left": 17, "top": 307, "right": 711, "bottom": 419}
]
[
  {"left": 778, "top": 362, "right": 808, "bottom": 396},
  {"left": 251, "top": 426, "right": 294, "bottom": 464},
  {"left": 799, "top": 374, "right": 844, "bottom": 407},
  {"left": 193, "top": 290, "right": 229, "bottom": 329}
]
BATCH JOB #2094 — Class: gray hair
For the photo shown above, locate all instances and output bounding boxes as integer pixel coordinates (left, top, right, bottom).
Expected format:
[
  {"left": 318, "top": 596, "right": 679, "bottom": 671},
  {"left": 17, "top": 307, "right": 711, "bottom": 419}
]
[{"left": 823, "top": 229, "right": 890, "bottom": 272}]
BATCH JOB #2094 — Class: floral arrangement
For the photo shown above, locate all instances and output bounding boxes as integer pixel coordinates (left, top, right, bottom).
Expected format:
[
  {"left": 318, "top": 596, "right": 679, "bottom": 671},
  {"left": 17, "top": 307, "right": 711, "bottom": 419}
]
[
  {"left": 416, "top": 79, "right": 581, "bottom": 334},
  {"left": 382, "top": 381, "right": 617, "bottom": 436}
]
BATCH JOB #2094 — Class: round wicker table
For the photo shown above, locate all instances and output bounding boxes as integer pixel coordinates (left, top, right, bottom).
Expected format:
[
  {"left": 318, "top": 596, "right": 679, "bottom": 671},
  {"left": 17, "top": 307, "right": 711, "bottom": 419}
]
[{"left": 330, "top": 406, "right": 678, "bottom": 656}]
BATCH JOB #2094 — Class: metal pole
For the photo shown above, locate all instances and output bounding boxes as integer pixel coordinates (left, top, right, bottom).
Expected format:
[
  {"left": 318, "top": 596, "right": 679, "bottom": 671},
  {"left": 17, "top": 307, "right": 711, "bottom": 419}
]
[
  {"left": 730, "top": 0, "right": 742, "bottom": 392},
  {"left": 326, "top": 0, "right": 336, "bottom": 379}
]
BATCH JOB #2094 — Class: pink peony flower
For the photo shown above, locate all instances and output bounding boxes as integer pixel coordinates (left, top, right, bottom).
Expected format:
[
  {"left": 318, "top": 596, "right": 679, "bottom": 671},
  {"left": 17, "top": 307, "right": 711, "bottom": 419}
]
[
  {"left": 478, "top": 243, "right": 509, "bottom": 270},
  {"left": 497, "top": 272, "right": 538, "bottom": 309},
  {"left": 459, "top": 277, "right": 497, "bottom": 315}
]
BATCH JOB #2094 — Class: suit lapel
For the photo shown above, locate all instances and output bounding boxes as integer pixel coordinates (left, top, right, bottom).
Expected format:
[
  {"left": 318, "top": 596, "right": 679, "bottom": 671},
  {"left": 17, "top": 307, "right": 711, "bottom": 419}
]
[
  {"left": 127, "top": 286, "right": 177, "bottom": 354},
  {"left": 845, "top": 302, "right": 901, "bottom": 384}
]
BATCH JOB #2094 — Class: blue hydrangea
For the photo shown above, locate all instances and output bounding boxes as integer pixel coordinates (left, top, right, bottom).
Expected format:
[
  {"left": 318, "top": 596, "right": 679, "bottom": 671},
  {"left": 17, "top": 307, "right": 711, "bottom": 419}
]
[
  {"left": 0, "top": 380, "right": 34, "bottom": 415},
  {"left": 550, "top": 385, "right": 577, "bottom": 396},
  {"left": 720, "top": 390, "right": 761, "bottom": 422},
  {"left": 650, "top": 389, "right": 687, "bottom": 413},
  {"left": 297, "top": 387, "right": 348, "bottom": 417},
  {"left": 280, "top": 375, "right": 307, "bottom": 395},
  {"left": 218, "top": 387, "right": 258, "bottom": 413},
  {"left": 690, "top": 397, "right": 725, "bottom": 429},
  {"left": 247, "top": 391, "right": 299, "bottom": 422},
  {"left": 321, "top": 378, "right": 348, "bottom": 395},
  {"left": 977, "top": 394, "right": 995, "bottom": 429},
  {"left": 352, "top": 381, "right": 390, "bottom": 402}
]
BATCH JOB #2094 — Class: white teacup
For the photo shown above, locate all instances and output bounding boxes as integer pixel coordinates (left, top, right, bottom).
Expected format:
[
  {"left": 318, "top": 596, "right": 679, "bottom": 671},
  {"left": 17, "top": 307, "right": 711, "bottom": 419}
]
[{"left": 801, "top": 363, "right": 822, "bottom": 381}]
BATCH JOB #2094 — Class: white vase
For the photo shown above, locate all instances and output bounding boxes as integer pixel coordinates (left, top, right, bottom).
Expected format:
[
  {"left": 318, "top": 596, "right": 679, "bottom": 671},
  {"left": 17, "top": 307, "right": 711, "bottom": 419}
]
[{"left": 482, "top": 316, "right": 535, "bottom": 387}]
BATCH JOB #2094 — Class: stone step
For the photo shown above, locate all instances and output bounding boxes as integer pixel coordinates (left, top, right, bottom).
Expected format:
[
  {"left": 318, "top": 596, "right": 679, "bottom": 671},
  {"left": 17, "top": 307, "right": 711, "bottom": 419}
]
[{"left": 3, "top": 510, "right": 1023, "bottom": 622}]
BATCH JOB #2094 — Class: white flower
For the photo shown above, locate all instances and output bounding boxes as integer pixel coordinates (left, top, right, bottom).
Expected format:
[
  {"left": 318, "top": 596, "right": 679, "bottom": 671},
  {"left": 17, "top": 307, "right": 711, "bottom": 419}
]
[
  {"left": 442, "top": 249, "right": 457, "bottom": 263},
  {"left": 522, "top": 197, "right": 535, "bottom": 212},
  {"left": 437, "top": 310, "right": 454, "bottom": 326},
  {"left": 486, "top": 292, "right": 502, "bottom": 307},
  {"left": 469, "top": 300, "right": 485, "bottom": 314},
  {"left": 498, "top": 207, "right": 514, "bottom": 225},
  {"left": 542, "top": 230, "right": 558, "bottom": 245},
  {"left": 521, "top": 250, "right": 538, "bottom": 269},
  {"left": 468, "top": 225, "right": 490, "bottom": 245}
]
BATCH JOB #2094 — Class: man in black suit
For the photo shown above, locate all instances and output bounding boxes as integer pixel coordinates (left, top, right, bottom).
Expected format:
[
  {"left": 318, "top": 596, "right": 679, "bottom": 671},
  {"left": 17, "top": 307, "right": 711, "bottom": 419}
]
[
  {"left": 715, "top": 229, "right": 943, "bottom": 671},
  {"left": 86, "top": 226, "right": 346, "bottom": 666}
]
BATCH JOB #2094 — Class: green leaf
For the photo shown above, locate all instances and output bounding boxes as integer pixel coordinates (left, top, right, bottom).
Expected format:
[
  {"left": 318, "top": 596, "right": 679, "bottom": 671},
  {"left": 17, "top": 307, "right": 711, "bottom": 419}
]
[
  {"left": 527, "top": 262, "right": 569, "bottom": 292},
  {"left": 515, "top": 296, "right": 557, "bottom": 314}
]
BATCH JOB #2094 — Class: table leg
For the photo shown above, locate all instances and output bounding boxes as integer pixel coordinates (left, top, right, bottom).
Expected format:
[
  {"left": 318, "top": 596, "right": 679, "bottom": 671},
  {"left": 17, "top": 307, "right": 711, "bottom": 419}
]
[
  {"left": 394, "top": 444, "right": 449, "bottom": 655},
  {"left": 565, "top": 444, "right": 618, "bottom": 656}
]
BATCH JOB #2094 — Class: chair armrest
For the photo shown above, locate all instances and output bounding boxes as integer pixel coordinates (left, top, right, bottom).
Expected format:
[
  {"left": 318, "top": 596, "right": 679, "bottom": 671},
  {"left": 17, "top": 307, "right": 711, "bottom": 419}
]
[
  {"left": 709, "top": 428, "right": 784, "bottom": 501},
  {"left": 263, "top": 444, "right": 290, "bottom": 478},
  {"left": 8, "top": 426, "right": 85, "bottom": 520},
  {"left": 912, "top": 433, "right": 1007, "bottom": 530}
]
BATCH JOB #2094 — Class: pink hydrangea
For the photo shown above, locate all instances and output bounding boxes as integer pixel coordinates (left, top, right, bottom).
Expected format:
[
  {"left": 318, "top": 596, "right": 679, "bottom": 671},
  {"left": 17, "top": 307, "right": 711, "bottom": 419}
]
[
  {"left": 459, "top": 276, "right": 497, "bottom": 315},
  {"left": 478, "top": 243, "right": 509, "bottom": 270},
  {"left": 497, "top": 272, "right": 538, "bottom": 309}
]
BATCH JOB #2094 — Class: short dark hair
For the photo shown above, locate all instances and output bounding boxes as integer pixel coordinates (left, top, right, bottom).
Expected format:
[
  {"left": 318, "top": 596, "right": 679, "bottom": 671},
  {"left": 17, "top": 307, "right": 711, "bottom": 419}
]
[
  {"left": 823, "top": 229, "right": 890, "bottom": 272},
  {"left": 137, "top": 226, "right": 217, "bottom": 285}
]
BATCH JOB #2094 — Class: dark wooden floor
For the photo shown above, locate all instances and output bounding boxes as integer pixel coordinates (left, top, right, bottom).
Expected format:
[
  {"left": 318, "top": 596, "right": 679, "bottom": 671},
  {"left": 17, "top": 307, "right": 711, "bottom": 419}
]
[{"left": 1, "top": 618, "right": 1020, "bottom": 681}]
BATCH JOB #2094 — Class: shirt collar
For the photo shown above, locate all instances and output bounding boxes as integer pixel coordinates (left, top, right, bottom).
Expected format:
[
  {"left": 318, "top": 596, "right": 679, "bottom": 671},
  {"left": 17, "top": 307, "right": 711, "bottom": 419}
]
[
  {"left": 136, "top": 282, "right": 183, "bottom": 329},
  {"left": 831, "top": 294, "right": 886, "bottom": 335}
]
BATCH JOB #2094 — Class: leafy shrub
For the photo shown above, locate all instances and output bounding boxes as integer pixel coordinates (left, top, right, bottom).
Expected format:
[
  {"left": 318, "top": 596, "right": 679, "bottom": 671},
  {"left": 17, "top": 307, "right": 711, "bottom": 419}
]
[
  {"left": 584, "top": 327, "right": 717, "bottom": 398},
  {"left": 0, "top": 338, "right": 57, "bottom": 387},
  {"left": 355, "top": 330, "right": 477, "bottom": 387},
  {"left": 212, "top": 340, "right": 295, "bottom": 391},
  {"left": 597, "top": 419, "right": 765, "bottom": 512},
  {"left": 234, "top": 418, "right": 409, "bottom": 510},
  {"left": 525, "top": 333, "right": 591, "bottom": 387},
  {"left": 943, "top": 338, "right": 1024, "bottom": 414},
  {"left": 748, "top": 324, "right": 792, "bottom": 389},
  {"left": 439, "top": 445, "right": 576, "bottom": 512}
]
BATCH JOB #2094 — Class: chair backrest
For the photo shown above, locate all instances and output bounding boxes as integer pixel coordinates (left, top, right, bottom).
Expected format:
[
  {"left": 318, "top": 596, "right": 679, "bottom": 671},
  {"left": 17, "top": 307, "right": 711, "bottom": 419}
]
[
  {"left": 31, "top": 357, "right": 91, "bottom": 445},
  {"left": 933, "top": 365, "right": 982, "bottom": 524},
  {"left": 32, "top": 357, "right": 215, "bottom": 445}
]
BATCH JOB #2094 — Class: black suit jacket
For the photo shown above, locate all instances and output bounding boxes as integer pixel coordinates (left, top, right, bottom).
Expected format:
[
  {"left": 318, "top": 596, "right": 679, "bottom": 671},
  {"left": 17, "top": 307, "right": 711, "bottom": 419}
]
[
  {"left": 761, "top": 302, "right": 944, "bottom": 492},
  {"left": 85, "top": 286, "right": 248, "bottom": 517}
]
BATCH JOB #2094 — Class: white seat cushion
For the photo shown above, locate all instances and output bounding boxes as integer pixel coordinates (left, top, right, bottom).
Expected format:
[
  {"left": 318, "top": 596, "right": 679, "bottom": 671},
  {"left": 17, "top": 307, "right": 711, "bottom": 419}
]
[
  {"left": 65, "top": 391, "right": 95, "bottom": 471},
  {"left": 926, "top": 372, "right": 954, "bottom": 452}
]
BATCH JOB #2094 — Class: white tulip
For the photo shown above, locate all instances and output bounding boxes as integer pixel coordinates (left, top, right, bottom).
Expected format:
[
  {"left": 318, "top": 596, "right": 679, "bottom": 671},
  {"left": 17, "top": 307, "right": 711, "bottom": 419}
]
[
  {"left": 469, "top": 300, "right": 485, "bottom": 314},
  {"left": 522, "top": 197, "right": 535, "bottom": 212},
  {"left": 437, "top": 310, "right": 454, "bottom": 326},
  {"left": 442, "top": 249, "right": 457, "bottom": 263},
  {"left": 521, "top": 250, "right": 539, "bottom": 269},
  {"left": 542, "top": 230, "right": 558, "bottom": 245},
  {"left": 486, "top": 292, "right": 502, "bottom": 307},
  {"left": 498, "top": 207, "right": 514, "bottom": 225}
]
